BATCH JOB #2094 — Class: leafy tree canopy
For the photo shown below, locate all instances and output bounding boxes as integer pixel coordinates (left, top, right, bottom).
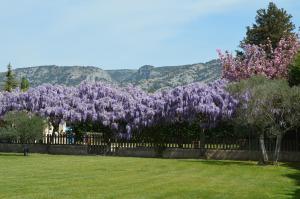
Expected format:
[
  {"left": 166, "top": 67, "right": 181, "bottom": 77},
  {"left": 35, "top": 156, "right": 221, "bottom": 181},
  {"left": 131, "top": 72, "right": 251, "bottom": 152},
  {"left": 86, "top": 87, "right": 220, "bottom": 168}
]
[
  {"left": 229, "top": 76, "right": 300, "bottom": 133},
  {"left": 0, "top": 111, "right": 46, "bottom": 143}
]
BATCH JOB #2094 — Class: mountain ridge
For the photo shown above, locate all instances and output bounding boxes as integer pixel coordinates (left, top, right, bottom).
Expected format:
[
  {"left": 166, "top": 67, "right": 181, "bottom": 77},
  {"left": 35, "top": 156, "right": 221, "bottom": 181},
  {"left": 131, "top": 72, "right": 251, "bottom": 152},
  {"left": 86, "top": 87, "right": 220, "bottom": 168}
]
[{"left": 0, "top": 60, "right": 221, "bottom": 92}]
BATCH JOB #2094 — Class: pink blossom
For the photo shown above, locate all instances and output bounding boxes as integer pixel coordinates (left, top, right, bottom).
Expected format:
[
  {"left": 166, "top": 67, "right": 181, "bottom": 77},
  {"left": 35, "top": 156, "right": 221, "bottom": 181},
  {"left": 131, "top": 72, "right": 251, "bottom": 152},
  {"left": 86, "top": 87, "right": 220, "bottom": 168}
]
[{"left": 218, "top": 35, "right": 300, "bottom": 81}]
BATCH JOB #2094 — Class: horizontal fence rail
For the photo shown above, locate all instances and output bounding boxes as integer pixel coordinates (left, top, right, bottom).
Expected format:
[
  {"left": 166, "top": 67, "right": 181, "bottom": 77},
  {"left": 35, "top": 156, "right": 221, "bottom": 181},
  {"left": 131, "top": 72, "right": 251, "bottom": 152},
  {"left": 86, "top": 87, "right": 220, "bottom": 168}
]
[{"left": 0, "top": 134, "right": 299, "bottom": 153}]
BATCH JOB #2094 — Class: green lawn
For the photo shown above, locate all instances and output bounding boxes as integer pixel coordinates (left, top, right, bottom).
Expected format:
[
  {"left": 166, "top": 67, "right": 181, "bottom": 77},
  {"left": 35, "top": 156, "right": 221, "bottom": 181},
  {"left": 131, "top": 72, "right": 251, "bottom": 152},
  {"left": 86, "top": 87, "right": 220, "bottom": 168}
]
[{"left": 0, "top": 153, "right": 299, "bottom": 199}]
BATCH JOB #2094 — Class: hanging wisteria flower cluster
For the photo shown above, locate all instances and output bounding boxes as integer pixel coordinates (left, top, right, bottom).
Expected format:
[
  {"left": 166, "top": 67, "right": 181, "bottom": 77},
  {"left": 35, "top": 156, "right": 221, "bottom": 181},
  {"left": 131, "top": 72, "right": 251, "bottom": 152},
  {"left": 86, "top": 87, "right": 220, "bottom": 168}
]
[
  {"left": 0, "top": 80, "right": 237, "bottom": 136},
  {"left": 217, "top": 35, "right": 300, "bottom": 81}
]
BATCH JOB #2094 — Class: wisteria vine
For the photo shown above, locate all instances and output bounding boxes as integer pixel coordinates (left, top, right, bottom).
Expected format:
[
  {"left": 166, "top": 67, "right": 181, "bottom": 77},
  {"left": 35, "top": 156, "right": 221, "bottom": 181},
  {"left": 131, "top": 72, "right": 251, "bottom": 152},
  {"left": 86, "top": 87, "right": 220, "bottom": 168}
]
[{"left": 0, "top": 80, "right": 237, "bottom": 136}]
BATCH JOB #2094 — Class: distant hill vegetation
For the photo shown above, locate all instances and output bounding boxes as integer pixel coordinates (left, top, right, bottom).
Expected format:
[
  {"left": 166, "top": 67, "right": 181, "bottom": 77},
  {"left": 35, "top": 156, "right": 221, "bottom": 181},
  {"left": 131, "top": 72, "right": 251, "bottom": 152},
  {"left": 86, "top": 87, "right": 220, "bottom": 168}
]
[{"left": 0, "top": 60, "right": 221, "bottom": 92}]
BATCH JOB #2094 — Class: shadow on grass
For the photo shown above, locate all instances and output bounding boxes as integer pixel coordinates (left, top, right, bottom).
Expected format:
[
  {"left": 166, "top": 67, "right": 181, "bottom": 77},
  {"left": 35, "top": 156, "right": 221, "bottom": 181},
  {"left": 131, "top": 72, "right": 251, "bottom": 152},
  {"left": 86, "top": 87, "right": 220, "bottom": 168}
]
[
  {"left": 281, "top": 162, "right": 300, "bottom": 199},
  {"left": 0, "top": 153, "right": 23, "bottom": 156},
  {"left": 177, "top": 159, "right": 257, "bottom": 167}
]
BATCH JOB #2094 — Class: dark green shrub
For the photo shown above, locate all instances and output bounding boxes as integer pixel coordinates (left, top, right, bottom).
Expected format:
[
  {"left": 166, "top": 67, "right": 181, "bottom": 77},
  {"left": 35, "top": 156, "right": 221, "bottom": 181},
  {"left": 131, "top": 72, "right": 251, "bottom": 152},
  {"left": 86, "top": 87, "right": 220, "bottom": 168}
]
[
  {"left": 0, "top": 111, "right": 45, "bottom": 143},
  {"left": 288, "top": 52, "right": 300, "bottom": 87},
  {"left": 0, "top": 111, "right": 46, "bottom": 155}
]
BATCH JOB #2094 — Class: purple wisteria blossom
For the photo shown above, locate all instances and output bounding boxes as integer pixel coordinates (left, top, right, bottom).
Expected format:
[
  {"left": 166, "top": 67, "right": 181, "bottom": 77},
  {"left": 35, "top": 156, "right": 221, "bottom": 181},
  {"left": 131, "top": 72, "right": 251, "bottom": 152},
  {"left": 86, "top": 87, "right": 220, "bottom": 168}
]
[{"left": 0, "top": 80, "right": 237, "bottom": 135}]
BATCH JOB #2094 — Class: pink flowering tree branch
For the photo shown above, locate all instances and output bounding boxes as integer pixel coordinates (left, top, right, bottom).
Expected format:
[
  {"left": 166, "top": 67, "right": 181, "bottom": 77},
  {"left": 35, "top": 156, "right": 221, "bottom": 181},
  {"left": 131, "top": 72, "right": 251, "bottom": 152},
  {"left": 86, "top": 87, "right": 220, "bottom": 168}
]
[{"left": 217, "top": 35, "right": 300, "bottom": 81}]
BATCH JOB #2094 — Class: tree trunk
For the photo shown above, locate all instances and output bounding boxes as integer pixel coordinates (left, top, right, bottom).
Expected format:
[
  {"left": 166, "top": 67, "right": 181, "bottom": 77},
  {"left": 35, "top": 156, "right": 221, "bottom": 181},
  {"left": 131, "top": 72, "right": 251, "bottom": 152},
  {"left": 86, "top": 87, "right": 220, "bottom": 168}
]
[
  {"left": 259, "top": 134, "right": 268, "bottom": 164},
  {"left": 273, "top": 134, "right": 282, "bottom": 164}
]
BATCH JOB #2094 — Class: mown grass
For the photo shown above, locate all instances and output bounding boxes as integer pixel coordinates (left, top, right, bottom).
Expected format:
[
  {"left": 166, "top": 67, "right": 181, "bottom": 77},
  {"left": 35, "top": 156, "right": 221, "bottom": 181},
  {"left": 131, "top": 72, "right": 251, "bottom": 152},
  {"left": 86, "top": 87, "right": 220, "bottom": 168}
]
[{"left": 0, "top": 153, "right": 299, "bottom": 199}]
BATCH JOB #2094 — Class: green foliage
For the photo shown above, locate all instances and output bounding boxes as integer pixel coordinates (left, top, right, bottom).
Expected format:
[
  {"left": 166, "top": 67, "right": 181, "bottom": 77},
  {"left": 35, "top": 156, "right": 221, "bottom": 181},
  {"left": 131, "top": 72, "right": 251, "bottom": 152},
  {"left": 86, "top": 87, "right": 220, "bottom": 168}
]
[
  {"left": 228, "top": 76, "right": 300, "bottom": 137},
  {"left": 0, "top": 111, "right": 46, "bottom": 143},
  {"left": 205, "top": 120, "right": 238, "bottom": 139},
  {"left": 242, "top": 2, "right": 295, "bottom": 49},
  {"left": 72, "top": 120, "right": 203, "bottom": 144},
  {"left": 3, "top": 63, "right": 18, "bottom": 92},
  {"left": 137, "top": 121, "right": 202, "bottom": 144},
  {"left": 20, "top": 77, "right": 30, "bottom": 92},
  {"left": 71, "top": 119, "right": 238, "bottom": 144},
  {"left": 71, "top": 120, "right": 113, "bottom": 141},
  {"left": 288, "top": 52, "right": 300, "bottom": 87}
]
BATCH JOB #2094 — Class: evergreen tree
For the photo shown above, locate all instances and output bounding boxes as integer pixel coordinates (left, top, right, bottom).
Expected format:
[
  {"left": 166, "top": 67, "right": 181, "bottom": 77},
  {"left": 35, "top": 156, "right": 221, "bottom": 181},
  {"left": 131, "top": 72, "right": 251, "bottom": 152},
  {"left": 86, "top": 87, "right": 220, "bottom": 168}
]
[
  {"left": 241, "top": 2, "right": 295, "bottom": 49},
  {"left": 20, "top": 77, "right": 30, "bottom": 92},
  {"left": 4, "top": 63, "right": 18, "bottom": 92}
]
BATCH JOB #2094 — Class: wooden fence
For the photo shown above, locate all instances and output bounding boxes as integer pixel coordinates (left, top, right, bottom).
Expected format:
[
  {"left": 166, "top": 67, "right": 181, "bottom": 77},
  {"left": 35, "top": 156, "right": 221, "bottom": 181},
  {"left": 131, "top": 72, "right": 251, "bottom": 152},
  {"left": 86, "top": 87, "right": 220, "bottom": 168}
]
[{"left": 1, "top": 134, "right": 299, "bottom": 153}]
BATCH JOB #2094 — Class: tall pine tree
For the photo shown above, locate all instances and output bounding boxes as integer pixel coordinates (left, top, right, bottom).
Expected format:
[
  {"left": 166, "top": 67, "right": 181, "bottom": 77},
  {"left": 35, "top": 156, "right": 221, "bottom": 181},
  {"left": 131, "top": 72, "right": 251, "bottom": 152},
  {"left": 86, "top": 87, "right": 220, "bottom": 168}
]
[
  {"left": 241, "top": 2, "right": 295, "bottom": 49},
  {"left": 4, "top": 63, "right": 18, "bottom": 92}
]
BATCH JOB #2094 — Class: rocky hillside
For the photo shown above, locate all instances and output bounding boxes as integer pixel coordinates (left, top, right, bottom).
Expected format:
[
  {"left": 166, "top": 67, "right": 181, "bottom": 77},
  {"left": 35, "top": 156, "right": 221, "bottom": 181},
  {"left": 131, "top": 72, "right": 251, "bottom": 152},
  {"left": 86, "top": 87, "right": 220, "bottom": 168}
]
[
  {"left": 0, "top": 60, "right": 221, "bottom": 92},
  {"left": 125, "top": 60, "right": 221, "bottom": 91}
]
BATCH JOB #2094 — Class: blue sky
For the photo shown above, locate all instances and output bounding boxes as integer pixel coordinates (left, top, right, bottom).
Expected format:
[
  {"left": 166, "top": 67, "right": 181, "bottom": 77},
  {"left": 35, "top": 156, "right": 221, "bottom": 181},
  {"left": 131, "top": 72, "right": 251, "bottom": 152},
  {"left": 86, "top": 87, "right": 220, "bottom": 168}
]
[{"left": 0, "top": 0, "right": 299, "bottom": 71}]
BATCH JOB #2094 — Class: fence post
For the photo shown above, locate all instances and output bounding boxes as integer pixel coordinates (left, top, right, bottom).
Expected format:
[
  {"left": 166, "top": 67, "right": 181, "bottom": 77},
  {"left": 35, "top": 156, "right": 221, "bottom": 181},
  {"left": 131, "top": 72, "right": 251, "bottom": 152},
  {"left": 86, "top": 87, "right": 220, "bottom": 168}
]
[
  {"left": 200, "top": 129, "right": 205, "bottom": 149},
  {"left": 248, "top": 132, "right": 251, "bottom": 160},
  {"left": 248, "top": 132, "right": 251, "bottom": 150},
  {"left": 296, "top": 131, "right": 299, "bottom": 152}
]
